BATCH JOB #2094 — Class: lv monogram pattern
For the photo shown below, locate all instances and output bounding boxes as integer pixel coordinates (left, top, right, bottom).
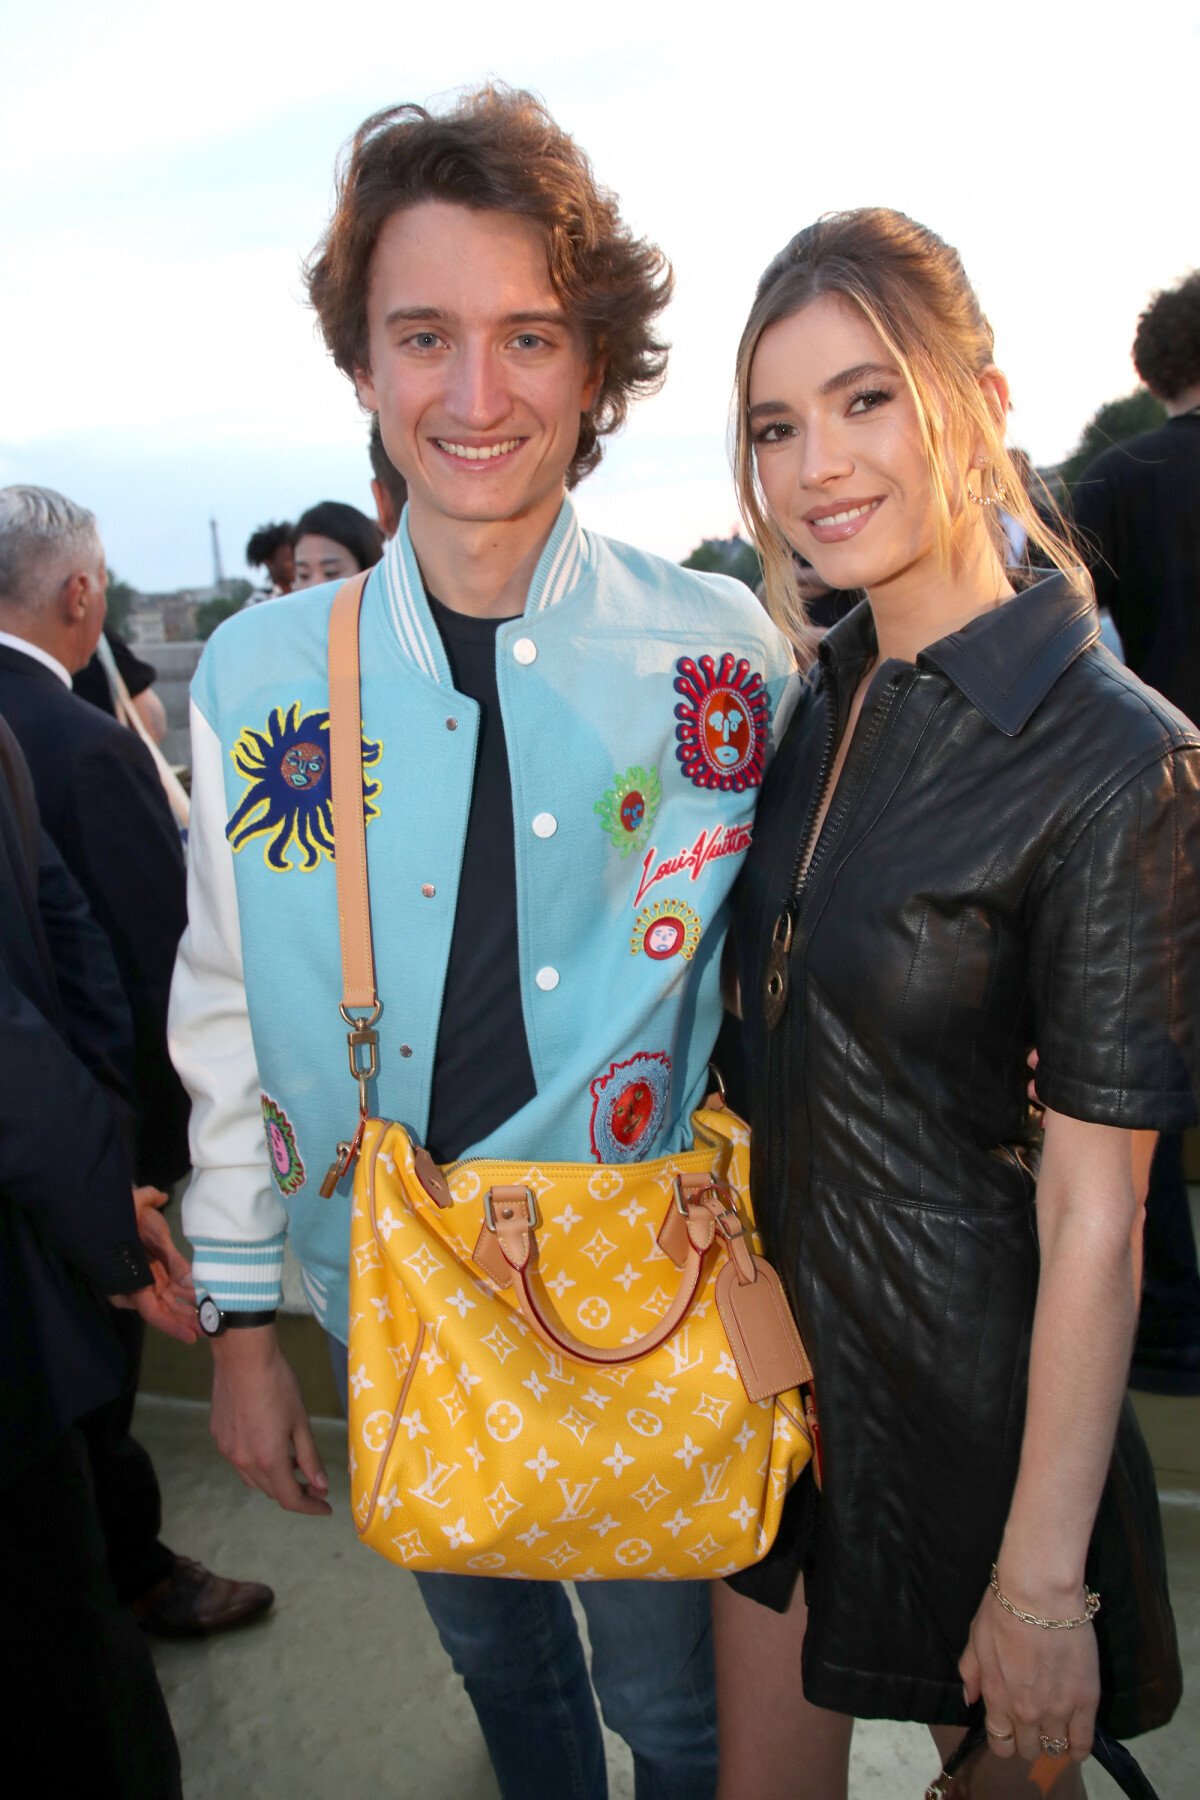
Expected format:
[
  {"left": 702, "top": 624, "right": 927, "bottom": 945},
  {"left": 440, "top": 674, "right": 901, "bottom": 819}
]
[{"left": 348, "top": 1110, "right": 811, "bottom": 1579}]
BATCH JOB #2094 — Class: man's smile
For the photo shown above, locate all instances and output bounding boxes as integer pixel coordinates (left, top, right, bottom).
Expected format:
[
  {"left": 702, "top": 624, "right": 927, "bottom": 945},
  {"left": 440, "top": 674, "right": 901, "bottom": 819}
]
[{"left": 434, "top": 437, "right": 525, "bottom": 461}]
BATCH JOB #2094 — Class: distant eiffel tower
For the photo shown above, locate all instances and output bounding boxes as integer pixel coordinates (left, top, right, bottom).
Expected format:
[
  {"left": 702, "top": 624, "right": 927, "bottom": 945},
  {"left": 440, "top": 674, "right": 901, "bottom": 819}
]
[{"left": 209, "top": 517, "right": 226, "bottom": 590}]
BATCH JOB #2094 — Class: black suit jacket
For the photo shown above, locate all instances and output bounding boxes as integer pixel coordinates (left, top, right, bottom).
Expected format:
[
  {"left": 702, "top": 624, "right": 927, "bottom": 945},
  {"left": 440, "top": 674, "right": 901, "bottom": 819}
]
[
  {"left": 1071, "top": 413, "right": 1200, "bottom": 727},
  {"left": 0, "top": 643, "right": 190, "bottom": 1185},
  {"left": 0, "top": 715, "right": 151, "bottom": 1487}
]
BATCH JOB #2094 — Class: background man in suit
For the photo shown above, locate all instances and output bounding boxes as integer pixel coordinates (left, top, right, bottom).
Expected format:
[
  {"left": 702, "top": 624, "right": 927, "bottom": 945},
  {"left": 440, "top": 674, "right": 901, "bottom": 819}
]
[
  {"left": 1072, "top": 272, "right": 1200, "bottom": 1397},
  {"left": 0, "top": 711, "right": 191, "bottom": 1796},
  {"left": 0, "top": 483, "right": 272, "bottom": 1634}
]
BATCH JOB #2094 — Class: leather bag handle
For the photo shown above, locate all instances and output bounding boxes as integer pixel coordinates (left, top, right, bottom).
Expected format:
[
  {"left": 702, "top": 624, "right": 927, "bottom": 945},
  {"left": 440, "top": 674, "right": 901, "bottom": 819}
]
[
  {"left": 327, "top": 572, "right": 377, "bottom": 1016},
  {"left": 926, "top": 1719, "right": 1160, "bottom": 1799},
  {"left": 473, "top": 1184, "right": 743, "bottom": 1367}
]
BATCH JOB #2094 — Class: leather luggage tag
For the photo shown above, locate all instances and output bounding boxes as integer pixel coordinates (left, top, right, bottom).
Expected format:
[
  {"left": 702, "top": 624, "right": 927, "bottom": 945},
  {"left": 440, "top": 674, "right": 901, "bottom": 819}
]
[{"left": 715, "top": 1258, "right": 812, "bottom": 1403}]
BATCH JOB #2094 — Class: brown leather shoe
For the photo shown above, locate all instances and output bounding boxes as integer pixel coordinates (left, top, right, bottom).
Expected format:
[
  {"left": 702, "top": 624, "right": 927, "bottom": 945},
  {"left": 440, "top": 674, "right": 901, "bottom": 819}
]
[{"left": 130, "top": 1555, "right": 274, "bottom": 1638}]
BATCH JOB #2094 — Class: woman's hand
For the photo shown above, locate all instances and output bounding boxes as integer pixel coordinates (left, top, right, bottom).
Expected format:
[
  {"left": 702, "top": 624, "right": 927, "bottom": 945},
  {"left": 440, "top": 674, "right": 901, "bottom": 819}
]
[
  {"left": 961, "top": 1112, "right": 1150, "bottom": 1768},
  {"left": 960, "top": 1576, "right": 1099, "bottom": 1766}
]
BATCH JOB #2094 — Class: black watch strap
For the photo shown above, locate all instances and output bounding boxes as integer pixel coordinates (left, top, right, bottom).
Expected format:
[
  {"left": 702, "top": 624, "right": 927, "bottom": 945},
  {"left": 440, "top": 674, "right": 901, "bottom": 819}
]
[{"left": 197, "top": 1297, "right": 278, "bottom": 1337}]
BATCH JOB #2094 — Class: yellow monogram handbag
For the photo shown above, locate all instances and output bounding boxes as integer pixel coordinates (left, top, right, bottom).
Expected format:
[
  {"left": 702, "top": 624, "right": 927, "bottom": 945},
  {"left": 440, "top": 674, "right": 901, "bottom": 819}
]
[{"left": 323, "top": 576, "right": 814, "bottom": 1580}]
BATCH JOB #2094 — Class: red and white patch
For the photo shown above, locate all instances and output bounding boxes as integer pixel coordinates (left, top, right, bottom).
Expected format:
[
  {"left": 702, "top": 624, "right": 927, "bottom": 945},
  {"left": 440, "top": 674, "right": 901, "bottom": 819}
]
[
  {"left": 632, "top": 823, "right": 753, "bottom": 907},
  {"left": 630, "top": 898, "right": 703, "bottom": 962},
  {"left": 589, "top": 1052, "right": 672, "bottom": 1163},
  {"left": 674, "top": 654, "right": 771, "bottom": 792}
]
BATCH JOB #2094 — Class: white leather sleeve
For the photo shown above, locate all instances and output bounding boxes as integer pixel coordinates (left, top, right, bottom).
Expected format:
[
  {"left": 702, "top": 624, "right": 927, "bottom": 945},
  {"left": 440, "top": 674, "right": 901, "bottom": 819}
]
[{"left": 170, "top": 701, "right": 286, "bottom": 1307}]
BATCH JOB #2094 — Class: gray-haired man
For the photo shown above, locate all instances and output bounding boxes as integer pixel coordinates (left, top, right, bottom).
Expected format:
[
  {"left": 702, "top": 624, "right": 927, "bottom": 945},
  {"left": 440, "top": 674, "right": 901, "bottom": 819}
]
[{"left": 0, "top": 483, "right": 272, "bottom": 1635}]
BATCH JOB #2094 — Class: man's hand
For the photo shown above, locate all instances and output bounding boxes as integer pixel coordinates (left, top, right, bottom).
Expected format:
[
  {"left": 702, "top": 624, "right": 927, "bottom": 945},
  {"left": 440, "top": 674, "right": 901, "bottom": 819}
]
[
  {"left": 109, "top": 1184, "right": 199, "bottom": 1344},
  {"left": 132, "top": 1184, "right": 195, "bottom": 1296},
  {"left": 210, "top": 1326, "right": 331, "bottom": 1517}
]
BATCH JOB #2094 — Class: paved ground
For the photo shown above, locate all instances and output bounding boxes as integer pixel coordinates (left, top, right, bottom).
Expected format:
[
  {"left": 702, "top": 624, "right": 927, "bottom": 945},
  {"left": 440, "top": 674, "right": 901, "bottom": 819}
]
[{"left": 135, "top": 1390, "right": 1199, "bottom": 1798}]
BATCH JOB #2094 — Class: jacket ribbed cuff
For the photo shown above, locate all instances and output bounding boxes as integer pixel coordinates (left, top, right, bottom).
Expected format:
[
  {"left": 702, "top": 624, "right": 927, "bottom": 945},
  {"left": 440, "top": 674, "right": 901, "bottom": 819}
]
[{"left": 191, "top": 1231, "right": 286, "bottom": 1311}]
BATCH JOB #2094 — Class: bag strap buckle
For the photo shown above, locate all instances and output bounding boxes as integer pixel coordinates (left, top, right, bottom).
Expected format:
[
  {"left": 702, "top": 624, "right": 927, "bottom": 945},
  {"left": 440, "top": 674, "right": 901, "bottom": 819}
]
[
  {"left": 483, "top": 1187, "right": 541, "bottom": 1232},
  {"left": 339, "top": 1002, "right": 381, "bottom": 1114}
]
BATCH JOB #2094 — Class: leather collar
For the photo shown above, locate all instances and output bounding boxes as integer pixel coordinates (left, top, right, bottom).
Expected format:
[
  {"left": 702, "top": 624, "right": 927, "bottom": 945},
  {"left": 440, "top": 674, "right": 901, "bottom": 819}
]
[{"left": 819, "top": 574, "right": 1098, "bottom": 737}]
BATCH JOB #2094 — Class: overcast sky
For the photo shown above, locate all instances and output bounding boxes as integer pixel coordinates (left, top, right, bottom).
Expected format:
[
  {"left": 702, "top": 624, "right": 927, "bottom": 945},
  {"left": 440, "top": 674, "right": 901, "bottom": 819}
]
[{"left": 2, "top": 0, "right": 1195, "bottom": 591}]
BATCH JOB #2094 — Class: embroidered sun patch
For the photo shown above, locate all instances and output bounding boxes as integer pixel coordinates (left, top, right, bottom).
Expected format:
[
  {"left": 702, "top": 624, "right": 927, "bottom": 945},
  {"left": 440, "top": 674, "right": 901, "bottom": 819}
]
[
  {"left": 589, "top": 1052, "right": 672, "bottom": 1163},
  {"left": 630, "top": 898, "right": 702, "bottom": 963},
  {"left": 674, "top": 655, "right": 771, "bottom": 792},
  {"left": 594, "top": 766, "right": 662, "bottom": 858},
  {"left": 261, "top": 1093, "right": 305, "bottom": 1195},
  {"left": 225, "top": 702, "right": 382, "bottom": 871}
]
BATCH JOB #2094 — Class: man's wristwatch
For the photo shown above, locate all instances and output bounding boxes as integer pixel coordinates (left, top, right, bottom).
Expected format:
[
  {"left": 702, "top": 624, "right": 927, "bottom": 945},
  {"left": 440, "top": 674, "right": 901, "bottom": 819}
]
[{"left": 196, "top": 1297, "right": 278, "bottom": 1337}]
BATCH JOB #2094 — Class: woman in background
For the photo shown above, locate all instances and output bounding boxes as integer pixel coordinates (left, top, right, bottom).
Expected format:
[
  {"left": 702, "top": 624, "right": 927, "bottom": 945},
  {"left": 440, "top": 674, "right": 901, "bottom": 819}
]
[
  {"left": 291, "top": 500, "right": 383, "bottom": 589},
  {"left": 716, "top": 209, "right": 1199, "bottom": 1797}
]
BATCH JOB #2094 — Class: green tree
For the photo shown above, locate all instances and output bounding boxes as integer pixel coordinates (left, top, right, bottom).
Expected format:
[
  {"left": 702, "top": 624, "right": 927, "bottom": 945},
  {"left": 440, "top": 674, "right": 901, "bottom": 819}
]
[
  {"left": 682, "top": 536, "right": 762, "bottom": 592},
  {"left": 1059, "top": 389, "right": 1167, "bottom": 488},
  {"left": 224, "top": 578, "right": 254, "bottom": 605},
  {"left": 195, "top": 596, "right": 243, "bottom": 641},
  {"left": 105, "top": 570, "right": 138, "bottom": 635}
]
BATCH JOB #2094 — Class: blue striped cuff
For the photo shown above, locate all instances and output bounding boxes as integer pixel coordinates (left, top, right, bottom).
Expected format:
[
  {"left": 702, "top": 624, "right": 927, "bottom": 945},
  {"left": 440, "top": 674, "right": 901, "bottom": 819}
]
[{"left": 191, "top": 1232, "right": 286, "bottom": 1311}]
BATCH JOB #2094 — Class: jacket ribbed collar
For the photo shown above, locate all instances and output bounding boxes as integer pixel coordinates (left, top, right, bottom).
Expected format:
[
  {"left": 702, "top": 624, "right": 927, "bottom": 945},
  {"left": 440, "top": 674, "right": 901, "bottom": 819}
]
[
  {"left": 819, "top": 574, "right": 1099, "bottom": 737},
  {"left": 378, "top": 495, "right": 591, "bottom": 685}
]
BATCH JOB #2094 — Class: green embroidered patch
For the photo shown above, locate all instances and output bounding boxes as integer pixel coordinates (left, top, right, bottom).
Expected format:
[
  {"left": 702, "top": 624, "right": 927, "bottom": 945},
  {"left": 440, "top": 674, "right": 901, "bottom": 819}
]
[
  {"left": 594, "top": 766, "right": 662, "bottom": 858},
  {"left": 261, "top": 1093, "right": 306, "bottom": 1195}
]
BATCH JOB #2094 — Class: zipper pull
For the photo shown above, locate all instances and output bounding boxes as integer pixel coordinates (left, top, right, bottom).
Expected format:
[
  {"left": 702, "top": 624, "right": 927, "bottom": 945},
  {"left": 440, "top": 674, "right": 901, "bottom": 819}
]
[{"left": 763, "top": 908, "right": 794, "bottom": 1031}]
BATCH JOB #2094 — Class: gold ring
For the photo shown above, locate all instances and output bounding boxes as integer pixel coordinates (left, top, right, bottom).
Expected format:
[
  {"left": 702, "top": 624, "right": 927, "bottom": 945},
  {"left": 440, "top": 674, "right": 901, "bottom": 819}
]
[
  {"left": 1039, "top": 1734, "right": 1070, "bottom": 1756},
  {"left": 984, "top": 1720, "right": 1015, "bottom": 1741}
]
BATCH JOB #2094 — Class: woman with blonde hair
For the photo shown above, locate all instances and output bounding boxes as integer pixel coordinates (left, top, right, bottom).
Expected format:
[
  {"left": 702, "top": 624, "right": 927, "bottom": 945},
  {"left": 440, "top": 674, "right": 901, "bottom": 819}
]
[{"left": 715, "top": 209, "right": 1198, "bottom": 1797}]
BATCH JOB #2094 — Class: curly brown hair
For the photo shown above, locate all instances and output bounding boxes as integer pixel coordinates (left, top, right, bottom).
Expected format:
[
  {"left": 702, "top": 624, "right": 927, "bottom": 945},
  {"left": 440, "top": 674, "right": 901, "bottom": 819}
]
[
  {"left": 305, "top": 85, "right": 673, "bottom": 487},
  {"left": 1132, "top": 270, "right": 1200, "bottom": 402}
]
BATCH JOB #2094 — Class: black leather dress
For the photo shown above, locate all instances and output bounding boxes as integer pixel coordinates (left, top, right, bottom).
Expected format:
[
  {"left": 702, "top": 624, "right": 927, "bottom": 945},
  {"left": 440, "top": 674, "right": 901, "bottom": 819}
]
[{"left": 732, "top": 575, "right": 1200, "bottom": 1733}]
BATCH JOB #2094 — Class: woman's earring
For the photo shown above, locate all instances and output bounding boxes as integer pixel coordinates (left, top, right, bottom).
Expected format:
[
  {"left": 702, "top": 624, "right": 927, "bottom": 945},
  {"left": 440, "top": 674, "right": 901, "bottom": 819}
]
[{"left": 967, "top": 464, "right": 1007, "bottom": 509}]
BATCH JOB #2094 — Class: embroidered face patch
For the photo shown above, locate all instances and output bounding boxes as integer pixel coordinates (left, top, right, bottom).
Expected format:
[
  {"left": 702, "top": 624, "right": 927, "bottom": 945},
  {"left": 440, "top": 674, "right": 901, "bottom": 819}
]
[
  {"left": 226, "top": 702, "right": 382, "bottom": 871},
  {"left": 261, "top": 1093, "right": 305, "bottom": 1195},
  {"left": 630, "top": 898, "right": 702, "bottom": 962},
  {"left": 594, "top": 766, "right": 662, "bottom": 858},
  {"left": 589, "top": 1052, "right": 672, "bottom": 1163},
  {"left": 674, "top": 655, "right": 771, "bottom": 792}
]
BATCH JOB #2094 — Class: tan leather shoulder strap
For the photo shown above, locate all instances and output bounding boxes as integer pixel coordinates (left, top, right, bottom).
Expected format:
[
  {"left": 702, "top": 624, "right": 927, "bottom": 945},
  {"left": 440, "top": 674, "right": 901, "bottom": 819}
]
[{"left": 328, "top": 572, "right": 376, "bottom": 1013}]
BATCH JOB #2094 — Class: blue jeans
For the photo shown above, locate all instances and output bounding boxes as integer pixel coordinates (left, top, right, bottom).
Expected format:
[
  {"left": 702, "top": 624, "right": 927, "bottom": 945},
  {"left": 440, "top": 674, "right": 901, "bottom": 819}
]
[{"left": 328, "top": 1335, "right": 716, "bottom": 1800}]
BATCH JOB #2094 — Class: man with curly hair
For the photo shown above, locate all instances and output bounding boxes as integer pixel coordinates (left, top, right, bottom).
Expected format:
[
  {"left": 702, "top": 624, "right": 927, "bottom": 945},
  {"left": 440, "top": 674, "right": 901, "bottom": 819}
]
[
  {"left": 170, "top": 85, "right": 795, "bottom": 1797},
  {"left": 1072, "top": 270, "right": 1200, "bottom": 1398}
]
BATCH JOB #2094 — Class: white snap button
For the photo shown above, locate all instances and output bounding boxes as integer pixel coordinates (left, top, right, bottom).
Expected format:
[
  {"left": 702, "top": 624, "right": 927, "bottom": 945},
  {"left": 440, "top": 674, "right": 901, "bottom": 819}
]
[
  {"left": 531, "top": 812, "right": 557, "bottom": 839},
  {"left": 421, "top": 883, "right": 436, "bottom": 898},
  {"left": 535, "top": 966, "right": 560, "bottom": 992},
  {"left": 513, "top": 637, "right": 537, "bottom": 665}
]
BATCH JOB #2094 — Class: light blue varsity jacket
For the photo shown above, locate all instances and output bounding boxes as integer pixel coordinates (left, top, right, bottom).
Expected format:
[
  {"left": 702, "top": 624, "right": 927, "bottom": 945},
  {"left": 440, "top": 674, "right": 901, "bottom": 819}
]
[{"left": 170, "top": 498, "right": 796, "bottom": 1342}]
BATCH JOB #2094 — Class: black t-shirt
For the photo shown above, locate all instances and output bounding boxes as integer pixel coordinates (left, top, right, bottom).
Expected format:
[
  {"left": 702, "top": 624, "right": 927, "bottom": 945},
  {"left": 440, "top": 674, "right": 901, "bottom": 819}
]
[
  {"left": 72, "top": 628, "right": 157, "bottom": 715},
  {"left": 424, "top": 595, "right": 537, "bottom": 1162}
]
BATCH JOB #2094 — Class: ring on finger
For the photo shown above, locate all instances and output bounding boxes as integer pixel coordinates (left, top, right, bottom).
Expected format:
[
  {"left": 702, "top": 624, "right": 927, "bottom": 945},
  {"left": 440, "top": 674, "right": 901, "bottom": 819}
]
[
  {"left": 984, "top": 1719, "right": 1015, "bottom": 1742},
  {"left": 1039, "top": 1734, "right": 1070, "bottom": 1756}
]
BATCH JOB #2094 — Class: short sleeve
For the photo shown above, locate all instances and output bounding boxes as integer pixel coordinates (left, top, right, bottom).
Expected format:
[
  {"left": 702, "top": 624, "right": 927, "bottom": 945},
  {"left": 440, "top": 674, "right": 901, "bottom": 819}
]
[
  {"left": 1028, "top": 748, "right": 1200, "bottom": 1130},
  {"left": 108, "top": 629, "right": 157, "bottom": 698}
]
